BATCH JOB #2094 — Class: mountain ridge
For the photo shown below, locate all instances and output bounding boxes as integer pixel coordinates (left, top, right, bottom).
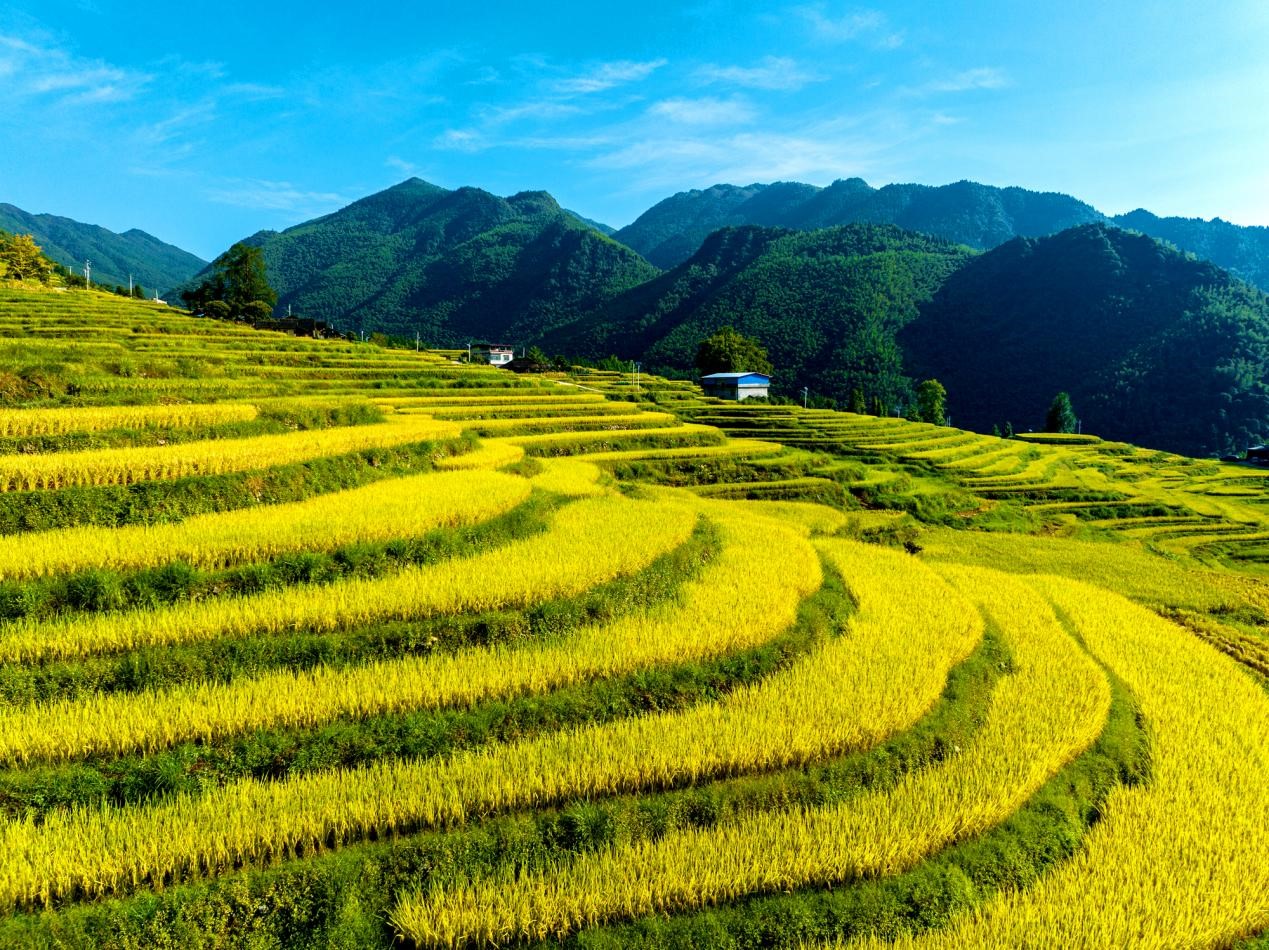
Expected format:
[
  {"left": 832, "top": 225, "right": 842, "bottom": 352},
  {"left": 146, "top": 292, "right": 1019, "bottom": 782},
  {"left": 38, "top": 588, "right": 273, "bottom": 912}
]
[
  {"left": 613, "top": 178, "right": 1269, "bottom": 291},
  {"left": 185, "top": 178, "right": 657, "bottom": 342},
  {"left": 0, "top": 202, "right": 207, "bottom": 294}
]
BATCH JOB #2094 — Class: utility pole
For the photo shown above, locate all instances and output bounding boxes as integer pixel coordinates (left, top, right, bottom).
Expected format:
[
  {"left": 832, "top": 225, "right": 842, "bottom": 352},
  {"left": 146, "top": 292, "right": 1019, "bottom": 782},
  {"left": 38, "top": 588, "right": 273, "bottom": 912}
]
[
  {"left": 415, "top": 330, "right": 420, "bottom": 352},
  {"left": 634, "top": 361, "right": 641, "bottom": 395},
  {"left": 128, "top": 274, "right": 133, "bottom": 296},
  {"left": 801, "top": 386, "right": 809, "bottom": 409},
  {"left": 84, "top": 260, "right": 91, "bottom": 288}
]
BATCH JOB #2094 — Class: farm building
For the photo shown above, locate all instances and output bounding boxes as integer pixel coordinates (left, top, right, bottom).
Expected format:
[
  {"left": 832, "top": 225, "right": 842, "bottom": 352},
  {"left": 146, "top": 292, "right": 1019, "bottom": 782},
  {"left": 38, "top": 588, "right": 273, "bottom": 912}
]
[
  {"left": 701, "top": 372, "right": 771, "bottom": 401},
  {"left": 471, "top": 342, "right": 514, "bottom": 366},
  {"left": 1247, "top": 445, "right": 1269, "bottom": 463}
]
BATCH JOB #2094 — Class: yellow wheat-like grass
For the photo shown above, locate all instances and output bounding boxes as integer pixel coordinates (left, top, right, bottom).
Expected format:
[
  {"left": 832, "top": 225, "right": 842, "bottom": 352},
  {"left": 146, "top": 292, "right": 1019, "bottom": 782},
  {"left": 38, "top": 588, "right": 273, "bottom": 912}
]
[
  {"left": 0, "top": 507, "right": 800, "bottom": 764},
  {"left": 389, "top": 561, "right": 1106, "bottom": 947},
  {"left": 0, "top": 495, "right": 695, "bottom": 662},
  {"left": 0, "top": 469, "right": 530, "bottom": 580},
  {"left": 0, "top": 413, "right": 458, "bottom": 492},
  {"left": 0, "top": 402, "right": 259, "bottom": 437},
  {"left": 836, "top": 577, "right": 1269, "bottom": 949}
]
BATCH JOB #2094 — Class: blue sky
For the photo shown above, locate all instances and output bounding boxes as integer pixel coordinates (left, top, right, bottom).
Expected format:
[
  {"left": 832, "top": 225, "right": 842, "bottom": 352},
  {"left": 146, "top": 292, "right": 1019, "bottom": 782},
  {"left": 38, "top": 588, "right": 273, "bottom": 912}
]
[{"left": 1, "top": 1, "right": 1267, "bottom": 261}]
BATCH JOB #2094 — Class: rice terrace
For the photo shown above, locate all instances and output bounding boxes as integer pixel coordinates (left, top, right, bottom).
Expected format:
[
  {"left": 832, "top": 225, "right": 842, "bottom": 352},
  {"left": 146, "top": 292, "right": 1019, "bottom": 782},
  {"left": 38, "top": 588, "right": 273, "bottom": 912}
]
[
  {"left": 0, "top": 280, "right": 1259, "bottom": 948},
  {"left": 3, "top": 3, "right": 1269, "bottom": 947}
]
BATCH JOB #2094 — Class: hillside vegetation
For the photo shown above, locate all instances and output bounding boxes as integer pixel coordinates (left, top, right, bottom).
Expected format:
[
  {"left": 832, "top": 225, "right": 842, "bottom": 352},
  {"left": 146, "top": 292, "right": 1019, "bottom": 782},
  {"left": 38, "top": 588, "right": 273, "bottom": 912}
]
[
  {"left": 903, "top": 223, "right": 1269, "bottom": 456},
  {"left": 613, "top": 177, "right": 1269, "bottom": 291},
  {"left": 0, "top": 202, "right": 206, "bottom": 293},
  {"left": 0, "top": 285, "right": 1263, "bottom": 948},
  {"left": 191, "top": 179, "right": 657, "bottom": 342},
  {"left": 545, "top": 223, "right": 973, "bottom": 412}
]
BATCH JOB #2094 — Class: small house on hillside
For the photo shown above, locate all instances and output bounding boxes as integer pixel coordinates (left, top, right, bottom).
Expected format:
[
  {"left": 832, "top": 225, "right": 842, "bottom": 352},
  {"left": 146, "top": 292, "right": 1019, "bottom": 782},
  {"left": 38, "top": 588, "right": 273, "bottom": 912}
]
[
  {"left": 701, "top": 372, "right": 771, "bottom": 401},
  {"left": 472, "top": 342, "right": 514, "bottom": 366},
  {"left": 1247, "top": 445, "right": 1269, "bottom": 464}
]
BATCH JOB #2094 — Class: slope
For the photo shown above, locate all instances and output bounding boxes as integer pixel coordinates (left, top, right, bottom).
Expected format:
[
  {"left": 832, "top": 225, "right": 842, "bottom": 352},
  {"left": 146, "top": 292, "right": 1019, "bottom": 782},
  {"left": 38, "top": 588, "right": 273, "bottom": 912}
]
[
  {"left": 613, "top": 179, "right": 1102, "bottom": 268},
  {"left": 0, "top": 203, "right": 207, "bottom": 294},
  {"left": 614, "top": 178, "right": 1269, "bottom": 293},
  {"left": 1112, "top": 208, "right": 1269, "bottom": 291},
  {"left": 902, "top": 223, "right": 1269, "bottom": 455},
  {"left": 193, "top": 179, "right": 657, "bottom": 342},
  {"left": 543, "top": 223, "right": 973, "bottom": 409}
]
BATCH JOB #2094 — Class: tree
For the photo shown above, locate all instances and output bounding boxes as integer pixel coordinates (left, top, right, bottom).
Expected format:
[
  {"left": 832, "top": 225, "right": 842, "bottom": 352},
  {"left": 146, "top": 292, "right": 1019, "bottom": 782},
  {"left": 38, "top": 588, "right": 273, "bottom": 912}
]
[
  {"left": 0, "top": 233, "right": 54, "bottom": 284},
  {"left": 184, "top": 242, "right": 277, "bottom": 319},
  {"left": 131, "top": 283, "right": 146, "bottom": 300},
  {"left": 1046, "top": 391, "right": 1078, "bottom": 433},
  {"left": 1004, "top": 420, "right": 1014, "bottom": 439},
  {"left": 241, "top": 300, "right": 274, "bottom": 323},
  {"left": 694, "top": 326, "right": 773, "bottom": 376},
  {"left": 849, "top": 387, "right": 866, "bottom": 415},
  {"left": 915, "top": 378, "right": 948, "bottom": 426}
]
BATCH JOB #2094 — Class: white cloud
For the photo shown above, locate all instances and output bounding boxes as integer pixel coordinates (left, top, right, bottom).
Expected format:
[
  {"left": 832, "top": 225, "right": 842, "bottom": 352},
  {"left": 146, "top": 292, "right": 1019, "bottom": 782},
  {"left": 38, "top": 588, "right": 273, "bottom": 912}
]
[
  {"left": 0, "top": 35, "right": 151, "bottom": 106},
  {"left": 434, "top": 128, "right": 484, "bottom": 151},
  {"left": 386, "top": 155, "right": 424, "bottom": 177},
  {"left": 925, "top": 67, "right": 1010, "bottom": 93},
  {"left": 647, "top": 96, "right": 755, "bottom": 126},
  {"left": 222, "top": 82, "right": 286, "bottom": 101},
  {"left": 485, "top": 100, "right": 584, "bottom": 124},
  {"left": 553, "top": 58, "right": 667, "bottom": 94},
  {"left": 0, "top": 35, "right": 40, "bottom": 54},
  {"left": 206, "top": 178, "right": 347, "bottom": 214},
  {"left": 697, "top": 56, "right": 823, "bottom": 91},
  {"left": 795, "top": 5, "right": 887, "bottom": 41},
  {"left": 586, "top": 124, "right": 891, "bottom": 192}
]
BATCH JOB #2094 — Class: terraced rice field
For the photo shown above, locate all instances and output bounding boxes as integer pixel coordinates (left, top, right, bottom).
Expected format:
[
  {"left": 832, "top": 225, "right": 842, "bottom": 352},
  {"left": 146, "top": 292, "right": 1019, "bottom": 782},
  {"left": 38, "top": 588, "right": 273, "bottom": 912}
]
[{"left": 0, "top": 285, "right": 1264, "bottom": 948}]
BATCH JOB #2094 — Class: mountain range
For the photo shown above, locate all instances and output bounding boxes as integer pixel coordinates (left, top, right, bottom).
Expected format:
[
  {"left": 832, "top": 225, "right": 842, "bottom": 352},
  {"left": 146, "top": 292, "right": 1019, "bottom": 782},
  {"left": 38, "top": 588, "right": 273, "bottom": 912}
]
[
  {"left": 0, "top": 203, "right": 206, "bottom": 294},
  {"left": 613, "top": 178, "right": 1269, "bottom": 291},
  {"left": 8, "top": 174, "right": 1269, "bottom": 455}
]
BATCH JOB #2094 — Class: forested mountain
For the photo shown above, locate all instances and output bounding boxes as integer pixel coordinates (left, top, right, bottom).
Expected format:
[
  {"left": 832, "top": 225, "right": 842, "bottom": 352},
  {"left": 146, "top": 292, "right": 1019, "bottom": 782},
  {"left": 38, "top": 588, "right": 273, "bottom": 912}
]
[
  {"left": 613, "top": 179, "right": 1103, "bottom": 268},
  {"left": 613, "top": 179, "right": 1269, "bottom": 293},
  {"left": 191, "top": 179, "right": 656, "bottom": 342},
  {"left": 903, "top": 223, "right": 1269, "bottom": 456},
  {"left": 1111, "top": 209, "right": 1269, "bottom": 292},
  {"left": 0, "top": 203, "right": 206, "bottom": 293},
  {"left": 543, "top": 223, "right": 974, "bottom": 410},
  {"left": 183, "top": 176, "right": 1269, "bottom": 456}
]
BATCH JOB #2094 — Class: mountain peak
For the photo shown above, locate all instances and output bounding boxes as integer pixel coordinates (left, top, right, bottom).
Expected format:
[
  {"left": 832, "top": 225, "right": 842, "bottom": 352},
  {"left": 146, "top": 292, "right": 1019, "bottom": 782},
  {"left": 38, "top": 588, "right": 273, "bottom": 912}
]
[{"left": 507, "top": 190, "right": 562, "bottom": 217}]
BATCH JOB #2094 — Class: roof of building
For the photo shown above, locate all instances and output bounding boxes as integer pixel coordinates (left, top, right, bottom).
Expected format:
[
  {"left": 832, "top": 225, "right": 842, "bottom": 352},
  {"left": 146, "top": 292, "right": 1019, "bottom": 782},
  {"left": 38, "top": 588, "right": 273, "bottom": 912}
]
[{"left": 701, "top": 372, "right": 772, "bottom": 383}]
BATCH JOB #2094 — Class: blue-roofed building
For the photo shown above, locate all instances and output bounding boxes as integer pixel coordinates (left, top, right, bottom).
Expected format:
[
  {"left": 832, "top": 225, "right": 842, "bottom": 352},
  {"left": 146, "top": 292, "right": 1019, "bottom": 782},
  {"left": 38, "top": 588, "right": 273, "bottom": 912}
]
[{"left": 700, "top": 372, "right": 771, "bottom": 401}]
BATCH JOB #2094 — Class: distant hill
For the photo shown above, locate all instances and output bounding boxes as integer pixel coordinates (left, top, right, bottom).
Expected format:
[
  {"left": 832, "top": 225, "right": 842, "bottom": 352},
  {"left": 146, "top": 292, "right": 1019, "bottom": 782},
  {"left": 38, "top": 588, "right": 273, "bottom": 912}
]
[
  {"left": 194, "top": 178, "right": 656, "bottom": 342},
  {"left": 543, "top": 223, "right": 974, "bottom": 409},
  {"left": 1111, "top": 208, "right": 1269, "bottom": 292},
  {"left": 565, "top": 210, "right": 614, "bottom": 236},
  {"left": 614, "top": 179, "right": 1102, "bottom": 268},
  {"left": 903, "top": 223, "right": 1269, "bottom": 456},
  {"left": 613, "top": 179, "right": 1269, "bottom": 293},
  {"left": 0, "top": 203, "right": 206, "bottom": 294}
]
